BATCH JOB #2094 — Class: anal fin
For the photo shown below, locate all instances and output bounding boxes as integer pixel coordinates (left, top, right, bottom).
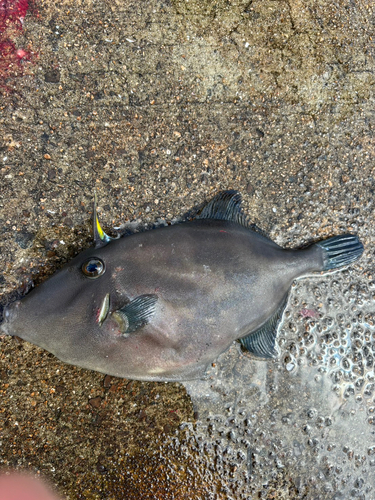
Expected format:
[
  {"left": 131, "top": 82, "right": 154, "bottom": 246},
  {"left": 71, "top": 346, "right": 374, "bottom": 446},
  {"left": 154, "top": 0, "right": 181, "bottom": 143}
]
[{"left": 239, "top": 294, "right": 288, "bottom": 358}]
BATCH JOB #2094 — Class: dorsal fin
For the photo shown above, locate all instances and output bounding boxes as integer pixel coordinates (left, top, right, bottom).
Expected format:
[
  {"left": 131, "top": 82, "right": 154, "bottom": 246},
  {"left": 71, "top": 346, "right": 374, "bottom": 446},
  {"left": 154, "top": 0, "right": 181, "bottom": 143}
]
[
  {"left": 197, "top": 190, "right": 248, "bottom": 226},
  {"left": 197, "top": 190, "right": 269, "bottom": 239},
  {"left": 93, "top": 192, "right": 119, "bottom": 248}
]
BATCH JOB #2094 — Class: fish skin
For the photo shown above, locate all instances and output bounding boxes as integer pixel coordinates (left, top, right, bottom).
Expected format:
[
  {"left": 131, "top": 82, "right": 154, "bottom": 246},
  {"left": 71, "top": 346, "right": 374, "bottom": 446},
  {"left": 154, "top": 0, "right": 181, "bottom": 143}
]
[{"left": 0, "top": 194, "right": 363, "bottom": 381}]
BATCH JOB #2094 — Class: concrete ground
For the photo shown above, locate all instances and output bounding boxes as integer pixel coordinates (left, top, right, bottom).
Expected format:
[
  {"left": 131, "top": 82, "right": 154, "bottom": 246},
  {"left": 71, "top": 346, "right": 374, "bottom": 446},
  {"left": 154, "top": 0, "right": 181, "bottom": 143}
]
[{"left": 0, "top": 0, "right": 374, "bottom": 498}]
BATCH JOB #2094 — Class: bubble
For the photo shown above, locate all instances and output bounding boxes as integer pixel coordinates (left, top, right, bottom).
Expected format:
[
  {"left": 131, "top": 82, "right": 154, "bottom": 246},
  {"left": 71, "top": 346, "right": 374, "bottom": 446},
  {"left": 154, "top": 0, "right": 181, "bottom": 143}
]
[
  {"left": 332, "top": 370, "right": 343, "bottom": 383},
  {"left": 307, "top": 408, "right": 317, "bottom": 419}
]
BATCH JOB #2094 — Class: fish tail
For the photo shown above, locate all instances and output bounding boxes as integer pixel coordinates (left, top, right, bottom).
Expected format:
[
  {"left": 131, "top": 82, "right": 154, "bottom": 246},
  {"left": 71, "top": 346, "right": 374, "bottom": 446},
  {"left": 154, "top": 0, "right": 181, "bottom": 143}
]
[{"left": 315, "top": 234, "right": 364, "bottom": 271}]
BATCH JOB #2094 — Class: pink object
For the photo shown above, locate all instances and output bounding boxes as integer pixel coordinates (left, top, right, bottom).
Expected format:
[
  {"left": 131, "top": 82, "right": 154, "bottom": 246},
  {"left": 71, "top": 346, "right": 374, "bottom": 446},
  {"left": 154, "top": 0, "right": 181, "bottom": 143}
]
[
  {"left": 0, "top": 473, "right": 61, "bottom": 500},
  {"left": 15, "top": 48, "right": 28, "bottom": 59},
  {"left": 300, "top": 308, "right": 319, "bottom": 319}
]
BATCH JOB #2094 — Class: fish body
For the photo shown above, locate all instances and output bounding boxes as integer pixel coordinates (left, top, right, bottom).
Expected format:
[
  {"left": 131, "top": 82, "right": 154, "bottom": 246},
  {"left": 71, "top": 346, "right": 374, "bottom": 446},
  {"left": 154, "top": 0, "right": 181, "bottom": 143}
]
[{"left": 1, "top": 192, "right": 364, "bottom": 381}]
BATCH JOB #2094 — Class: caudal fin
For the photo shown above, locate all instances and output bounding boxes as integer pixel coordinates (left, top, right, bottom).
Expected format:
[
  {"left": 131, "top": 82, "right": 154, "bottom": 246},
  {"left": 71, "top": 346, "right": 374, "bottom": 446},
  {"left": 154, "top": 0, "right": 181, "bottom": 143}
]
[{"left": 316, "top": 234, "right": 364, "bottom": 271}]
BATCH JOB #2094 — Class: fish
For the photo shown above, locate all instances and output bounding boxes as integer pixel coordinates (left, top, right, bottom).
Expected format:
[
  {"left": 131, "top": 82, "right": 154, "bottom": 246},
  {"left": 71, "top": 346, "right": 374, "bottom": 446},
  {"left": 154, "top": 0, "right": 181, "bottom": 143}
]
[{"left": 0, "top": 191, "right": 364, "bottom": 381}]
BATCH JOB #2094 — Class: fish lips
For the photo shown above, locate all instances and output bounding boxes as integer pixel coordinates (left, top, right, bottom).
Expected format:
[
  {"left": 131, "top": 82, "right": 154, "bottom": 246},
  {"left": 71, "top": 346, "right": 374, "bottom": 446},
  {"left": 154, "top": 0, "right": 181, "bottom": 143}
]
[{"left": 0, "top": 301, "right": 20, "bottom": 336}]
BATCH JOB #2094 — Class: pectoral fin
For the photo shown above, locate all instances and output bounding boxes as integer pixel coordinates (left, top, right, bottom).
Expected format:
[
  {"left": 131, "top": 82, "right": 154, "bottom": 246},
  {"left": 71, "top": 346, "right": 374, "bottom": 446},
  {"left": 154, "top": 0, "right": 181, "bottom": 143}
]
[
  {"left": 239, "top": 294, "right": 288, "bottom": 358},
  {"left": 112, "top": 294, "right": 158, "bottom": 335}
]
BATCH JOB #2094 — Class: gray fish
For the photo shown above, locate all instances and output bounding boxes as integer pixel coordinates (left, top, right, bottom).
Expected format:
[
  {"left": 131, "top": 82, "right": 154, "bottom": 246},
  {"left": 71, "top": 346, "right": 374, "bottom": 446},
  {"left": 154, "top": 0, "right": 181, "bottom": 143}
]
[{"left": 0, "top": 191, "right": 364, "bottom": 381}]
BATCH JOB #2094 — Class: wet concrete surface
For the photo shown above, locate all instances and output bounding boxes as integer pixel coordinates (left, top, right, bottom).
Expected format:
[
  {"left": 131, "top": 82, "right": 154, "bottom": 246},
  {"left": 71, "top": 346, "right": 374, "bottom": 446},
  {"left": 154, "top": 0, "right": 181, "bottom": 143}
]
[{"left": 1, "top": 0, "right": 375, "bottom": 498}]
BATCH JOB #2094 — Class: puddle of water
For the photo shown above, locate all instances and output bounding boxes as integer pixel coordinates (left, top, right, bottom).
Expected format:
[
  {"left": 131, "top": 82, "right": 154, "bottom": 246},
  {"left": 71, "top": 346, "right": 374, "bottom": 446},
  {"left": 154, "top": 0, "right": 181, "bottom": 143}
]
[{"left": 174, "top": 263, "right": 375, "bottom": 498}]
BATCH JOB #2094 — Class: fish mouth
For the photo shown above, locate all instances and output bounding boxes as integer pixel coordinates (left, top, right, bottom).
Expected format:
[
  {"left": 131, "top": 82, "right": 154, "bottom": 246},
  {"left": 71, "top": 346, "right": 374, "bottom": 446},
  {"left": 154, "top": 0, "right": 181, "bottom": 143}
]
[
  {"left": 97, "top": 293, "right": 110, "bottom": 326},
  {"left": 0, "top": 301, "right": 20, "bottom": 336}
]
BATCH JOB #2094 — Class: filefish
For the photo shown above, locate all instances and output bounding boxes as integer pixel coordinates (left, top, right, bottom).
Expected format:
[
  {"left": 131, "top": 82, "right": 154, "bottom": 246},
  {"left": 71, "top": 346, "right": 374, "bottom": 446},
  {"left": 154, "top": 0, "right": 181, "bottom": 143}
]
[{"left": 0, "top": 191, "right": 364, "bottom": 381}]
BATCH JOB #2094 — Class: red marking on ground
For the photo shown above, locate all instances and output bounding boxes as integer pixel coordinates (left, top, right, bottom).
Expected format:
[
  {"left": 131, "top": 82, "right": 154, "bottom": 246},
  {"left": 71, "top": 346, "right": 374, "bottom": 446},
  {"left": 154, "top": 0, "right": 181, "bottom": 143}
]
[
  {"left": 0, "top": 0, "right": 37, "bottom": 89},
  {"left": 0, "top": 0, "right": 29, "bottom": 21},
  {"left": 219, "top": 230, "right": 228, "bottom": 233}
]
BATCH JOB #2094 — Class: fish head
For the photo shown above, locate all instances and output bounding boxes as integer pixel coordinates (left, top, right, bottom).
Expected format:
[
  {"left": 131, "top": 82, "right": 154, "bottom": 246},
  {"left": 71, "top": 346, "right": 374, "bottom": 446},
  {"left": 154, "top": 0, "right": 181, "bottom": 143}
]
[
  {"left": 0, "top": 244, "right": 121, "bottom": 361},
  {"left": 1, "top": 195, "right": 127, "bottom": 363}
]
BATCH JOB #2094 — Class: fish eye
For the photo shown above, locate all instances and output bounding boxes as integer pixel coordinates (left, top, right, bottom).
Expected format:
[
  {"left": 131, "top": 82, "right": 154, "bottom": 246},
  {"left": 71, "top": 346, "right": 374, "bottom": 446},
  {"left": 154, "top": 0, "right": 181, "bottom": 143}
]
[{"left": 81, "top": 257, "right": 105, "bottom": 279}]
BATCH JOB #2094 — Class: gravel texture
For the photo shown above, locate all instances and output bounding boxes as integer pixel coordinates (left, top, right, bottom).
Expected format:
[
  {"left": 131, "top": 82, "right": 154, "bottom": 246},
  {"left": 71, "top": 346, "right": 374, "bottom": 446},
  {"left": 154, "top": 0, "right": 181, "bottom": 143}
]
[{"left": 1, "top": 0, "right": 375, "bottom": 498}]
